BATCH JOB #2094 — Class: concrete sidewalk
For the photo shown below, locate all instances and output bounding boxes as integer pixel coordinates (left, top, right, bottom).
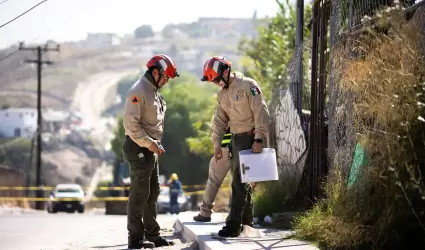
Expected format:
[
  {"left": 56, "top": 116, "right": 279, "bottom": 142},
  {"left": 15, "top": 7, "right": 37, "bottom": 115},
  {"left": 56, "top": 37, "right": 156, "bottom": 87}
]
[{"left": 174, "top": 211, "right": 319, "bottom": 250}]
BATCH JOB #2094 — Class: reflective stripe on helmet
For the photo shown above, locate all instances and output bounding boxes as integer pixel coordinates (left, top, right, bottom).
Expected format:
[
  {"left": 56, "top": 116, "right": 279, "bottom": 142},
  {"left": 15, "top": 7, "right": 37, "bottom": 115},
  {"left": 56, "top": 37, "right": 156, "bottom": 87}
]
[{"left": 159, "top": 59, "right": 168, "bottom": 72}]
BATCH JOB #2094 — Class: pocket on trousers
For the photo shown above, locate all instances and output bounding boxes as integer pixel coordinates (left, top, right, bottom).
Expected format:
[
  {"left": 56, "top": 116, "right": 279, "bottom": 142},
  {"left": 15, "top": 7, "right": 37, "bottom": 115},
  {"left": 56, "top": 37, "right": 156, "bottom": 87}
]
[{"left": 123, "top": 137, "right": 147, "bottom": 166}]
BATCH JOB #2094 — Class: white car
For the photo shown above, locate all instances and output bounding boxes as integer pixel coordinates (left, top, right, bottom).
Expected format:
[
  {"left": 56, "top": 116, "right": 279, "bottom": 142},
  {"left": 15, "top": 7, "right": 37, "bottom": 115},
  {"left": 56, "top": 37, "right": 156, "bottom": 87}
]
[{"left": 47, "top": 184, "right": 85, "bottom": 213}]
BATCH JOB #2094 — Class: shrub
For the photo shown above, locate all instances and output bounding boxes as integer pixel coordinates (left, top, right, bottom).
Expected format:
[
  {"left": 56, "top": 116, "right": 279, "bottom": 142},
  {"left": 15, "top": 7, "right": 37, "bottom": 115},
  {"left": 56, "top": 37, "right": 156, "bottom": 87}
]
[{"left": 293, "top": 8, "right": 425, "bottom": 250}]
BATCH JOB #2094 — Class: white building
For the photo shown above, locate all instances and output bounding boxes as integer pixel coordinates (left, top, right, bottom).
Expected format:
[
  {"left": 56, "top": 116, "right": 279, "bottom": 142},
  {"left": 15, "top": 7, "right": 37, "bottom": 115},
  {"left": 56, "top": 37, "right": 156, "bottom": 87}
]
[
  {"left": 0, "top": 108, "right": 69, "bottom": 138},
  {"left": 83, "top": 33, "right": 121, "bottom": 48},
  {"left": 0, "top": 108, "right": 37, "bottom": 138}
]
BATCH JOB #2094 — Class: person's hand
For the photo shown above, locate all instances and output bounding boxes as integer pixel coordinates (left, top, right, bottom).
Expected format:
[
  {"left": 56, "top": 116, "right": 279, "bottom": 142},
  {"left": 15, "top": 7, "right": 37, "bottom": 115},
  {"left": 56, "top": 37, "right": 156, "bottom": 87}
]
[
  {"left": 214, "top": 147, "right": 223, "bottom": 162},
  {"left": 148, "top": 141, "right": 165, "bottom": 156},
  {"left": 251, "top": 141, "right": 263, "bottom": 153},
  {"left": 250, "top": 182, "right": 257, "bottom": 189}
]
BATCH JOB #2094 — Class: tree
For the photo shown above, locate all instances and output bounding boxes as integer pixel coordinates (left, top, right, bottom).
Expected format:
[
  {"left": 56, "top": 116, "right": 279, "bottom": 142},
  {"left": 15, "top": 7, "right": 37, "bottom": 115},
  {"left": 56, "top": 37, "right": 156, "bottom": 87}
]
[
  {"left": 110, "top": 116, "right": 125, "bottom": 162},
  {"left": 238, "top": 0, "right": 312, "bottom": 101},
  {"left": 159, "top": 74, "right": 217, "bottom": 184},
  {"left": 134, "top": 25, "right": 154, "bottom": 39}
]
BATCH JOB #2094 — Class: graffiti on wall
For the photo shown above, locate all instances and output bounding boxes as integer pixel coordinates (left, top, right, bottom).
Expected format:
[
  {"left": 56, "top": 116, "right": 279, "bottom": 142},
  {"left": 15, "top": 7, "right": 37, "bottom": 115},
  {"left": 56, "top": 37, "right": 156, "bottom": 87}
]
[{"left": 274, "top": 90, "right": 308, "bottom": 196}]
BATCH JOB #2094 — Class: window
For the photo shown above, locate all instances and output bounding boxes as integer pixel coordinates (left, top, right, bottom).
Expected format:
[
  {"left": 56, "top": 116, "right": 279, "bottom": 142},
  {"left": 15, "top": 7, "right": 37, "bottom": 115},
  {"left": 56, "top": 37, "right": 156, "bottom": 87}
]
[{"left": 14, "top": 128, "right": 21, "bottom": 137}]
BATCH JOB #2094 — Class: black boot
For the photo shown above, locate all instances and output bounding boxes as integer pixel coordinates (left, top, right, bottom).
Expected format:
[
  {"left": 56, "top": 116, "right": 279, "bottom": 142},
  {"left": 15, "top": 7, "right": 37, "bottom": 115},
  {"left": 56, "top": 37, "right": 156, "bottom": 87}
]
[
  {"left": 193, "top": 213, "right": 211, "bottom": 222},
  {"left": 128, "top": 239, "right": 155, "bottom": 249},
  {"left": 151, "top": 236, "right": 175, "bottom": 247},
  {"left": 218, "top": 226, "right": 240, "bottom": 238}
]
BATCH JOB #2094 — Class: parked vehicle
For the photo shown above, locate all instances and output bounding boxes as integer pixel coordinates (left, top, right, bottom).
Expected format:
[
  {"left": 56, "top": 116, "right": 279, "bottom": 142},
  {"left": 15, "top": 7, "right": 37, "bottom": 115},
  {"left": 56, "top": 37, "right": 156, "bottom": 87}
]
[{"left": 47, "top": 184, "right": 85, "bottom": 213}]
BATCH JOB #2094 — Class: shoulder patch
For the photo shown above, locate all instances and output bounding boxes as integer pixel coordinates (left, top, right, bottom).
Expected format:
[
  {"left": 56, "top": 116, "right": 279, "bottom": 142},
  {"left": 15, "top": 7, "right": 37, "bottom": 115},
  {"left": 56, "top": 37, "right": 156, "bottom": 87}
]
[
  {"left": 250, "top": 86, "right": 262, "bottom": 96},
  {"left": 131, "top": 95, "right": 140, "bottom": 104}
]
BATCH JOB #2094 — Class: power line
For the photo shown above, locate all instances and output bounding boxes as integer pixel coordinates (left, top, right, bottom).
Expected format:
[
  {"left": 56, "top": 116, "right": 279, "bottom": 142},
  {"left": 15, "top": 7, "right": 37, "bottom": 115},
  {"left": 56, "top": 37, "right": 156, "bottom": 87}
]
[
  {"left": 0, "top": 0, "right": 48, "bottom": 29},
  {"left": 0, "top": 48, "right": 19, "bottom": 62},
  {"left": 0, "top": 0, "right": 97, "bottom": 64},
  {"left": 0, "top": 0, "right": 10, "bottom": 6}
]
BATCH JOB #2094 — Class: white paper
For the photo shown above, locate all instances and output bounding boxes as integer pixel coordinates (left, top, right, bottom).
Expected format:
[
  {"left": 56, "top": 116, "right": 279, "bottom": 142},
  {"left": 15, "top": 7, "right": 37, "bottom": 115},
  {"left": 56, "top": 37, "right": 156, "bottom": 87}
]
[{"left": 238, "top": 148, "right": 279, "bottom": 183}]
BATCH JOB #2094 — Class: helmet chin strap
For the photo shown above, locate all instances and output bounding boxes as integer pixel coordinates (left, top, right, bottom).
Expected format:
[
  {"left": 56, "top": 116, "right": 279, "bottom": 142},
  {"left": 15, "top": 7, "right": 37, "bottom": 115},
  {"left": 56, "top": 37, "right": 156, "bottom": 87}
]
[
  {"left": 150, "top": 71, "right": 163, "bottom": 89},
  {"left": 222, "top": 70, "right": 231, "bottom": 89},
  {"left": 156, "top": 74, "right": 163, "bottom": 88}
]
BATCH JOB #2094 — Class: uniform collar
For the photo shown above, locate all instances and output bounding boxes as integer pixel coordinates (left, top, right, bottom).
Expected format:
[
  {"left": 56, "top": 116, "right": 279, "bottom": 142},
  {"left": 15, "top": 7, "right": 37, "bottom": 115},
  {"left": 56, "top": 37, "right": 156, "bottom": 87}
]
[
  {"left": 142, "top": 75, "right": 158, "bottom": 92},
  {"left": 227, "top": 73, "right": 239, "bottom": 89}
]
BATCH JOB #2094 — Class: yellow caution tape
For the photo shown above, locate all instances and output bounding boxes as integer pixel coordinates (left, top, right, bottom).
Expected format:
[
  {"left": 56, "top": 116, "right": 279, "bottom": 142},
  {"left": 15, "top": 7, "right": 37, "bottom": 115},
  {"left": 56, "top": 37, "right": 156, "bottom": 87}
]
[
  {"left": 0, "top": 197, "right": 127, "bottom": 201},
  {"left": 0, "top": 184, "right": 210, "bottom": 191},
  {"left": 0, "top": 186, "right": 54, "bottom": 191},
  {"left": 0, "top": 188, "right": 231, "bottom": 201}
]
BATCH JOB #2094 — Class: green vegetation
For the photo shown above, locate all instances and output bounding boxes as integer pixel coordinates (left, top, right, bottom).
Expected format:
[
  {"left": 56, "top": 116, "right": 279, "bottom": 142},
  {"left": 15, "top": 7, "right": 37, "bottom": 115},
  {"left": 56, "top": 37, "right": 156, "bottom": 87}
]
[
  {"left": 110, "top": 0, "right": 313, "bottom": 209},
  {"left": 0, "top": 138, "right": 32, "bottom": 170},
  {"left": 239, "top": 0, "right": 312, "bottom": 102},
  {"left": 237, "top": 0, "right": 312, "bottom": 217},
  {"left": 293, "top": 10, "right": 425, "bottom": 249}
]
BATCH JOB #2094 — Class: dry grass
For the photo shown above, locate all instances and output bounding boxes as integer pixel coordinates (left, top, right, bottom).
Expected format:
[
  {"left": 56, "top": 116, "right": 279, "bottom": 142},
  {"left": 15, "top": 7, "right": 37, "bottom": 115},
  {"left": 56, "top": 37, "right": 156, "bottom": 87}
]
[{"left": 293, "top": 8, "right": 425, "bottom": 250}]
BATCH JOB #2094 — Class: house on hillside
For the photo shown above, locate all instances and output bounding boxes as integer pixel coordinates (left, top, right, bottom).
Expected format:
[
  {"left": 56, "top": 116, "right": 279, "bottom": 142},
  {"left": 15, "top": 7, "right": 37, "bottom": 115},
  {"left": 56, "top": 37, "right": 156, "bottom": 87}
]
[
  {"left": 82, "top": 33, "right": 121, "bottom": 48},
  {"left": 0, "top": 108, "right": 36, "bottom": 138},
  {"left": 0, "top": 108, "right": 70, "bottom": 138},
  {"left": 175, "top": 49, "right": 201, "bottom": 73},
  {"left": 198, "top": 17, "right": 257, "bottom": 39},
  {"left": 43, "top": 109, "right": 70, "bottom": 133}
]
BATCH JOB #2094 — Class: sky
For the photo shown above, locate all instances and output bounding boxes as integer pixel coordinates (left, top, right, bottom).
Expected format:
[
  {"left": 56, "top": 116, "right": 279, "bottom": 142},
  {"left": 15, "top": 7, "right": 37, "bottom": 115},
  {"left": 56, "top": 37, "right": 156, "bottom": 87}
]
[{"left": 0, "top": 0, "right": 294, "bottom": 49}]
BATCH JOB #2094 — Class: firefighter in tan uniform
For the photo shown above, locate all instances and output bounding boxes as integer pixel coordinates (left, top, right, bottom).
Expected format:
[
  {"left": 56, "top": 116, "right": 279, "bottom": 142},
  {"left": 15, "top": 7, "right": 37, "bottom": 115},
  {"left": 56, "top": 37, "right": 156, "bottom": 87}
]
[
  {"left": 193, "top": 79, "right": 253, "bottom": 226},
  {"left": 122, "top": 54, "right": 178, "bottom": 249},
  {"left": 200, "top": 56, "right": 270, "bottom": 237}
]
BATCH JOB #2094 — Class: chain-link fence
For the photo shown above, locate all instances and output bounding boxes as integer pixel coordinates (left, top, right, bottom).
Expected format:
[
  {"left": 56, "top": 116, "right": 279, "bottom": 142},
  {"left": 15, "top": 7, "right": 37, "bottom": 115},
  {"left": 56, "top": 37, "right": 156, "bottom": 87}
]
[
  {"left": 328, "top": 0, "right": 423, "bottom": 181},
  {"left": 269, "top": 41, "right": 312, "bottom": 198},
  {"left": 270, "top": 0, "right": 424, "bottom": 201}
]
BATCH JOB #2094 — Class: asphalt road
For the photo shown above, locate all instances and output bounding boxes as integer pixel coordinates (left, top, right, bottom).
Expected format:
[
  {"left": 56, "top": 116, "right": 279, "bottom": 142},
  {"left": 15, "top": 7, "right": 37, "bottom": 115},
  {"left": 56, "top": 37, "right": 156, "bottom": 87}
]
[
  {"left": 0, "top": 210, "right": 196, "bottom": 250},
  {"left": 71, "top": 70, "right": 137, "bottom": 150}
]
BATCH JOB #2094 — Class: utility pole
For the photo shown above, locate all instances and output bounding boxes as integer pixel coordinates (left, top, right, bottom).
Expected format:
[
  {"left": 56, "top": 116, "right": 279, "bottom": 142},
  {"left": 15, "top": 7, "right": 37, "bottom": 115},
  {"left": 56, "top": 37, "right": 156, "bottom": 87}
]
[{"left": 19, "top": 42, "right": 60, "bottom": 210}]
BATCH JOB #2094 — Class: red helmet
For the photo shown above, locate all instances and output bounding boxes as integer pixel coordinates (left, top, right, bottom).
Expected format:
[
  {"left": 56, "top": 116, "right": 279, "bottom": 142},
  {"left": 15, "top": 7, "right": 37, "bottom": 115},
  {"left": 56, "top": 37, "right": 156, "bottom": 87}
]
[
  {"left": 146, "top": 54, "right": 179, "bottom": 79},
  {"left": 201, "top": 56, "right": 232, "bottom": 82}
]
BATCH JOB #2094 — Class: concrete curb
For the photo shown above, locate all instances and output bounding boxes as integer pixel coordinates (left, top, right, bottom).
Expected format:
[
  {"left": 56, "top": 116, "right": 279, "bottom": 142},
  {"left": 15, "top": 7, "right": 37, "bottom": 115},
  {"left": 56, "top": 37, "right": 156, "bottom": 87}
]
[
  {"left": 173, "top": 215, "right": 226, "bottom": 250},
  {"left": 174, "top": 211, "right": 319, "bottom": 250}
]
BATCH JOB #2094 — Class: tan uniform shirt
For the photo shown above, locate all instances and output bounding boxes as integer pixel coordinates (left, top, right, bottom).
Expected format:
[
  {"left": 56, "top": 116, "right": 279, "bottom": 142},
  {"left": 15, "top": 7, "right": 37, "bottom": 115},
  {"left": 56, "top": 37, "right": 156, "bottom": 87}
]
[
  {"left": 123, "top": 76, "right": 167, "bottom": 148},
  {"left": 211, "top": 74, "right": 270, "bottom": 148}
]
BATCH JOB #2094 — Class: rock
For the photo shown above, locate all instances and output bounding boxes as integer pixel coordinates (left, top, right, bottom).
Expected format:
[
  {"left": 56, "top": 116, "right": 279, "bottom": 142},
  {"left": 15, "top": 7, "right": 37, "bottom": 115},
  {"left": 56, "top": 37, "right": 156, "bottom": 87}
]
[{"left": 271, "top": 212, "right": 303, "bottom": 229}]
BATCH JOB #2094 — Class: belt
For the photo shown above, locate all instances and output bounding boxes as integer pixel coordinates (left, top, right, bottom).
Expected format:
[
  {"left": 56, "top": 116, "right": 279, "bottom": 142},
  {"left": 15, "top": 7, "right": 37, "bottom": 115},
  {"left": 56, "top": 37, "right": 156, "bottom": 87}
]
[
  {"left": 233, "top": 129, "right": 255, "bottom": 137},
  {"left": 126, "top": 135, "right": 158, "bottom": 141}
]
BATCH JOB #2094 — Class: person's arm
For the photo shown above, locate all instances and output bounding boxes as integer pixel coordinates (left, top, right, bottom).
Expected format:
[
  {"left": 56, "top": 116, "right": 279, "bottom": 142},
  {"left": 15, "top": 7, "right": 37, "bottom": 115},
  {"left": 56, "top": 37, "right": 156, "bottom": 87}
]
[
  {"left": 247, "top": 80, "right": 270, "bottom": 140},
  {"left": 178, "top": 181, "right": 183, "bottom": 194},
  {"left": 211, "top": 96, "right": 229, "bottom": 148},
  {"left": 122, "top": 88, "right": 155, "bottom": 148}
]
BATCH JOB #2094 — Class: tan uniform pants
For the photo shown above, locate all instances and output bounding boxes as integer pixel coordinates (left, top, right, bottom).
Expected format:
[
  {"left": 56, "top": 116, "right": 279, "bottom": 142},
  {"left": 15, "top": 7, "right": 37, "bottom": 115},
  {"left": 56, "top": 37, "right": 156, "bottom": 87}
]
[{"left": 200, "top": 148, "right": 230, "bottom": 217}]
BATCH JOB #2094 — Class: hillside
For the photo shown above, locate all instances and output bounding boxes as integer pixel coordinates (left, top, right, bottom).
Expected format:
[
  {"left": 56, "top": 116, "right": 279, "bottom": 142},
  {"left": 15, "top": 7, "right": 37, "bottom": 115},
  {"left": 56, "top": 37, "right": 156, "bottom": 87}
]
[
  {"left": 0, "top": 44, "right": 144, "bottom": 109},
  {"left": 0, "top": 16, "right": 265, "bottom": 110},
  {"left": 0, "top": 17, "right": 264, "bottom": 192}
]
